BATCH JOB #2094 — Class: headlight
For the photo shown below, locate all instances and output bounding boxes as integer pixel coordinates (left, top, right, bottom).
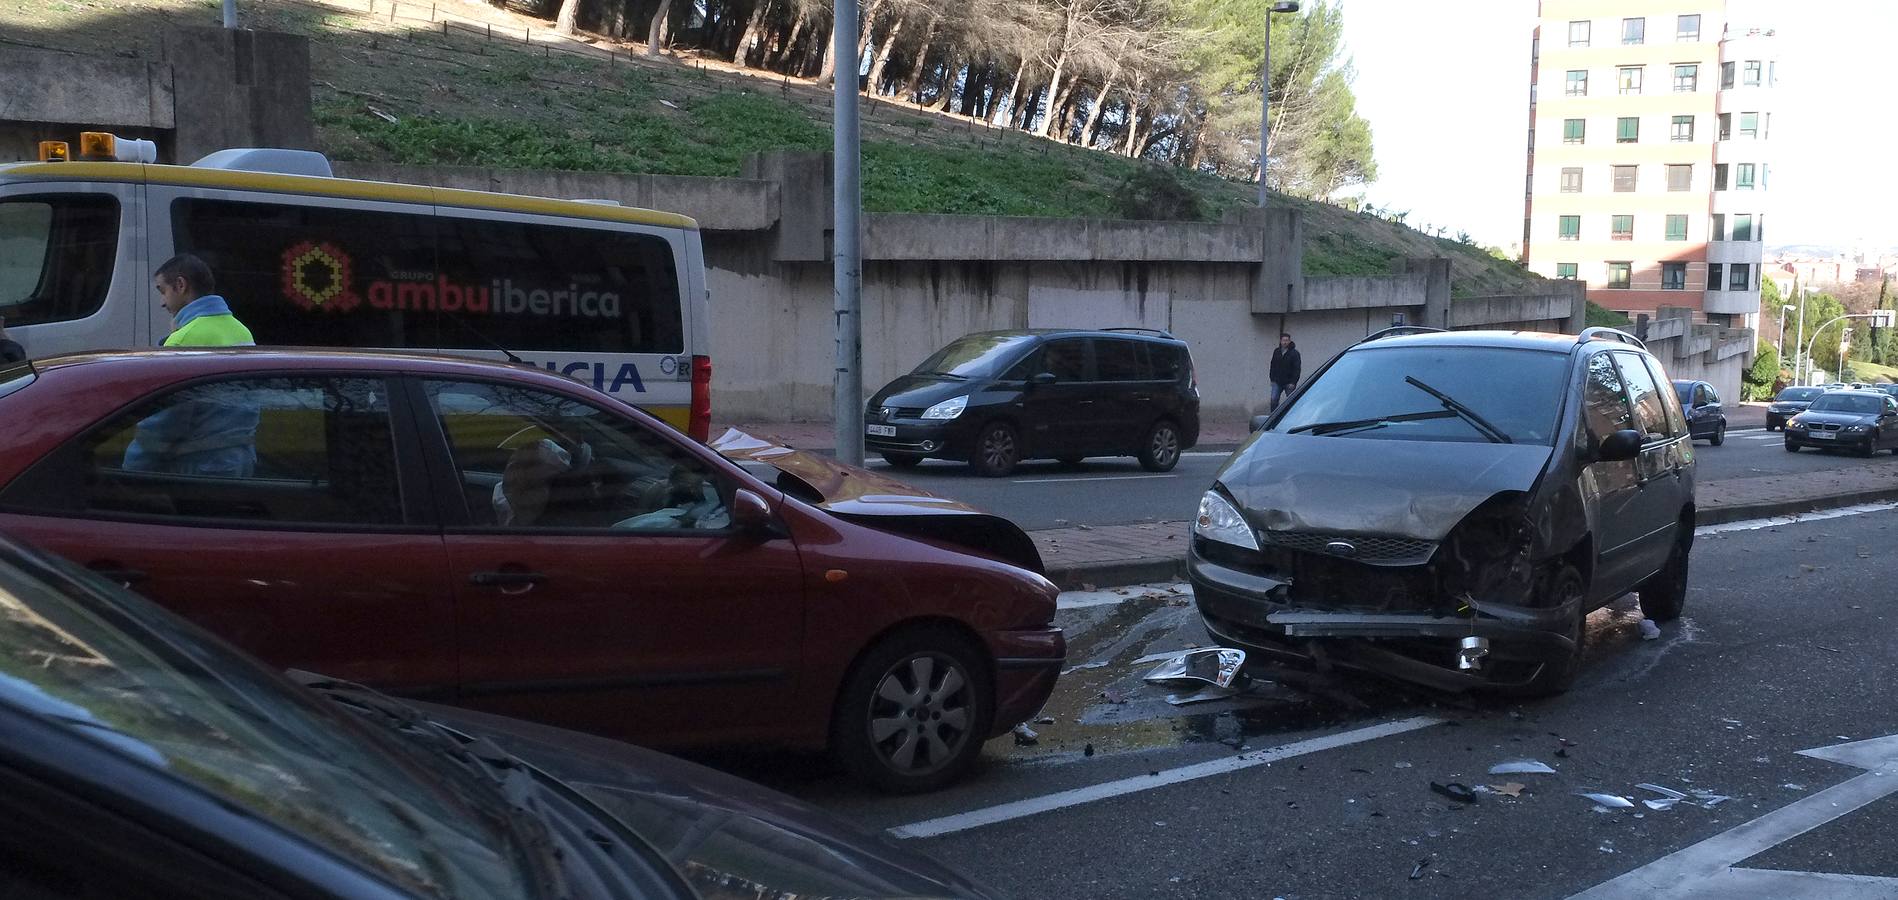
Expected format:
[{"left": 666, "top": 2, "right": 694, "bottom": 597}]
[
  {"left": 1195, "top": 490, "right": 1259, "bottom": 551},
  {"left": 1845, "top": 424, "right": 1871, "bottom": 432},
  {"left": 922, "top": 396, "right": 968, "bottom": 420}
]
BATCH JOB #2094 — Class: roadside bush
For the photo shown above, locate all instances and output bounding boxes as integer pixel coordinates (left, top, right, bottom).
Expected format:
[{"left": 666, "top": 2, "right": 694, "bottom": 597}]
[{"left": 1742, "top": 341, "right": 1780, "bottom": 401}]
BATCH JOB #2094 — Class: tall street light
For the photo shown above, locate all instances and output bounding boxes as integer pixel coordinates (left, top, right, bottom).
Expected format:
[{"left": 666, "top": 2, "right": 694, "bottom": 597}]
[
  {"left": 1777, "top": 303, "right": 1795, "bottom": 361},
  {"left": 1258, "top": 0, "right": 1300, "bottom": 206},
  {"left": 832, "top": 0, "right": 864, "bottom": 465},
  {"left": 223, "top": 0, "right": 236, "bottom": 27}
]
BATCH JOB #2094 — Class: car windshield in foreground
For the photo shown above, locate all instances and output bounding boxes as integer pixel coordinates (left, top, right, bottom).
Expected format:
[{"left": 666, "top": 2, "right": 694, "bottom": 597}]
[
  {"left": 0, "top": 547, "right": 544, "bottom": 900},
  {"left": 1809, "top": 394, "right": 1884, "bottom": 415},
  {"left": 911, "top": 333, "right": 1036, "bottom": 378},
  {"left": 1274, "top": 346, "right": 1569, "bottom": 445},
  {"left": 1777, "top": 388, "right": 1822, "bottom": 402}
]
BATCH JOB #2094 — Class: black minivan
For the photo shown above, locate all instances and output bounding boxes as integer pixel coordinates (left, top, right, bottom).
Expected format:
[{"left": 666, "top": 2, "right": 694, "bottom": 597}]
[{"left": 866, "top": 329, "right": 1201, "bottom": 476}]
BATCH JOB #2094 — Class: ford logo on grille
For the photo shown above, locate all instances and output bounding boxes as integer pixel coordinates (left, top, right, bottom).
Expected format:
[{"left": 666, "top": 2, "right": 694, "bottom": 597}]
[{"left": 1324, "top": 540, "right": 1359, "bottom": 558}]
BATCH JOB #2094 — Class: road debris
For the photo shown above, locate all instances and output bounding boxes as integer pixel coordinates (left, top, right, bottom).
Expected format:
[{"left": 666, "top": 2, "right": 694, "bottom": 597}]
[
  {"left": 1394, "top": 761, "right": 1414, "bottom": 769},
  {"left": 1489, "top": 759, "right": 1557, "bottom": 776},
  {"left": 1410, "top": 858, "right": 1431, "bottom": 880},
  {"left": 1639, "top": 619, "right": 1662, "bottom": 640},
  {"left": 1012, "top": 723, "right": 1039, "bottom": 746},
  {"left": 1637, "top": 783, "right": 1687, "bottom": 810},
  {"left": 1165, "top": 686, "right": 1239, "bottom": 706},
  {"left": 1783, "top": 783, "right": 1806, "bottom": 791},
  {"left": 1035, "top": 716, "right": 1056, "bottom": 725},
  {"left": 1144, "top": 648, "right": 1248, "bottom": 690},
  {"left": 1490, "top": 782, "right": 1525, "bottom": 797},
  {"left": 1688, "top": 789, "right": 1731, "bottom": 807},
  {"left": 1579, "top": 792, "right": 1635, "bottom": 810},
  {"left": 1431, "top": 782, "right": 1477, "bottom": 804}
]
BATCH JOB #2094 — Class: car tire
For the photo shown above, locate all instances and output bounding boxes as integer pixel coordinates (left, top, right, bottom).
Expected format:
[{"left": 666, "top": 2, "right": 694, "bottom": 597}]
[
  {"left": 1517, "top": 564, "right": 1588, "bottom": 697},
  {"left": 831, "top": 627, "right": 993, "bottom": 794},
  {"left": 881, "top": 452, "right": 925, "bottom": 468},
  {"left": 1785, "top": 440, "right": 1799, "bottom": 452},
  {"left": 1137, "top": 419, "right": 1182, "bottom": 473},
  {"left": 970, "top": 421, "right": 1020, "bottom": 477},
  {"left": 1710, "top": 422, "right": 1725, "bottom": 446},
  {"left": 1637, "top": 525, "right": 1692, "bottom": 623}
]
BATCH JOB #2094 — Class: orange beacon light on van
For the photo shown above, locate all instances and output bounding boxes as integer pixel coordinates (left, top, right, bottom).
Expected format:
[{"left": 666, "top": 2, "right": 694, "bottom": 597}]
[
  {"left": 75, "top": 132, "right": 158, "bottom": 163},
  {"left": 37, "top": 141, "right": 69, "bottom": 162}
]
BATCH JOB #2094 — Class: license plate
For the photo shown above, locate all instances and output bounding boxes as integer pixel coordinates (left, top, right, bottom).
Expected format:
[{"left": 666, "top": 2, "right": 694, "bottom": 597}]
[
  {"left": 1809, "top": 431, "right": 1834, "bottom": 440},
  {"left": 866, "top": 424, "right": 896, "bottom": 437}
]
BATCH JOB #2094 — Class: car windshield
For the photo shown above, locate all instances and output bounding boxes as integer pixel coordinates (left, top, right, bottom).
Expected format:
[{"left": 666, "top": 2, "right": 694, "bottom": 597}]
[
  {"left": 1777, "top": 388, "right": 1822, "bottom": 402},
  {"left": 1808, "top": 394, "right": 1884, "bottom": 414},
  {"left": 0, "top": 547, "right": 544, "bottom": 900},
  {"left": 1273, "top": 346, "right": 1569, "bottom": 445},
  {"left": 911, "top": 333, "right": 1037, "bottom": 378}
]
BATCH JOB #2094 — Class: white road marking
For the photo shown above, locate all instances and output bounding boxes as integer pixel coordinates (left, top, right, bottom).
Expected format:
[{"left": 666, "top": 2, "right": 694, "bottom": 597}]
[
  {"left": 886, "top": 716, "right": 1443, "bottom": 839},
  {"left": 1569, "top": 734, "right": 1898, "bottom": 899},
  {"left": 1695, "top": 502, "right": 1898, "bottom": 537},
  {"left": 1015, "top": 474, "right": 1180, "bottom": 484},
  {"left": 1057, "top": 581, "right": 1191, "bottom": 610}
]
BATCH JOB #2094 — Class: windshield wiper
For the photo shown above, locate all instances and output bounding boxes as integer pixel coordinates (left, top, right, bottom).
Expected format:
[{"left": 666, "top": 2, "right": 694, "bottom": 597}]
[
  {"left": 1404, "top": 377, "right": 1512, "bottom": 444},
  {"left": 1287, "top": 409, "right": 1457, "bottom": 436},
  {"left": 918, "top": 370, "right": 970, "bottom": 380}
]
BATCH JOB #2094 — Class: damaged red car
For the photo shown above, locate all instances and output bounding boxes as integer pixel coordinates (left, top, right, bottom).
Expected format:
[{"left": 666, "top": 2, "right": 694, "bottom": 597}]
[
  {"left": 0, "top": 349, "right": 1063, "bottom": 792},
  {"left": 1191, "top": 327, "right": 1695, "bottom": 694}
]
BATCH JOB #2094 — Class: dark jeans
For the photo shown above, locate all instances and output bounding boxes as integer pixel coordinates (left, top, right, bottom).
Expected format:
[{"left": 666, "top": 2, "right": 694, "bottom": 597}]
[{"left": 1271, "top": 381, "right": 1296, "bottom": 410}]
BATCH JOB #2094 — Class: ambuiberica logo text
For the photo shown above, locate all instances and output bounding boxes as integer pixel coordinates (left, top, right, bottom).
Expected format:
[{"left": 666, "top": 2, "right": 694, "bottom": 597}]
[{"left": 280, "top": 241, "right": 625, "bottom": 319}]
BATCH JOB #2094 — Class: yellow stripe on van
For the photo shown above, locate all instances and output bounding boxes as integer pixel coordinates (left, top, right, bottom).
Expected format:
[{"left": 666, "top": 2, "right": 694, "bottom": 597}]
[
  {"left": 645, "top": 405, "right": 690, "bottom": 431},
  {"left": 0, "top": 162, "right": 699, "bottom": 230}
]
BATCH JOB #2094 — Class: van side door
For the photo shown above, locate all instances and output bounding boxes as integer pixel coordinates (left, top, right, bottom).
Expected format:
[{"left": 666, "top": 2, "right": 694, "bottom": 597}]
[
  {"left": 1579, "top": 351, "right": 1647, "bottom": 596},
  {"left": 0, "top": 181, "right": 145, "bottom": 354}
]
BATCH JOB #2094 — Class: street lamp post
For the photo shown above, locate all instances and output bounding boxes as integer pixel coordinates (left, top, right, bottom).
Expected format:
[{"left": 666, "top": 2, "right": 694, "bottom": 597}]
[
  {"left": 1795, "top": 292, "right": 1807, "bottom": 384},
  {"left": 1777, "top": 303, "right": 1795, "bottom": 361},
  {"left": 832, "top": 0, "right": 864, "bottom": 464},
  {"left": 1258, "top": 0, "right": 1300, "bottom": 206},
  {"left": 223, "top": 0, "right": 236, "bottom": 27}
]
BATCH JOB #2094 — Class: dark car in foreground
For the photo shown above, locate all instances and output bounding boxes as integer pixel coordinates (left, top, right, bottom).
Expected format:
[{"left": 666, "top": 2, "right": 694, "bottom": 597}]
[
  {"left": 865, "top": 328, "right": 1201, "bottom": 476},
  {"left": 0, "top": 350, "right": 1062, "bottom": 793},
  {"left": 0, "top": 532, "right": 996, "bottom": 899},
  {"left": 1190, "top": 327, "right": 1695, "bottom": 695},
  {"left": 1766, "top": 386, "right": 1824, "bottom": 430},
  {"left": 1672, "top": 379, "right": 1727, "bottom": 445},
  {"left": 1784, "top": 389, "right": 1898, "bottom": 456}
]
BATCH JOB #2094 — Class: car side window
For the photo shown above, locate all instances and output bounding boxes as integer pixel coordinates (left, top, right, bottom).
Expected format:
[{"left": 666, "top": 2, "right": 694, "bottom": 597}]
[
  {"left": 1093, "top": 339, "right": 1145, "bottom": 382},
  {"left": 1704, "top": 384, "right": 1719, "bottom": 406},
  {"left": 1, "top": 377, "right": 404, "bottom": 526},
  {"left": 1001, "top": 347, "right": 1042, "bottom": 381},
  {"left": 1642, "top": 356, "right": 1689, "bottom": 436},
  {"left": 426, "top": 380, "right": 729, "bottom": 532},
  {"left": 1583, "top": 353, "right": 1635, "bottom": 440},
  {"left": 1043, "top": 339, "right": 1089, "bottom": 382},
  {"left": 1614, "top": 353, "right": 1671, "bottom": 441}
]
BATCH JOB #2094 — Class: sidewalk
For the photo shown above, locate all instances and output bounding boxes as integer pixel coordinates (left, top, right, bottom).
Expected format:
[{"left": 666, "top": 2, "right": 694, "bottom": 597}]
[{"left": 1032, "top": 458, "right": 1898, "bottom": 590}]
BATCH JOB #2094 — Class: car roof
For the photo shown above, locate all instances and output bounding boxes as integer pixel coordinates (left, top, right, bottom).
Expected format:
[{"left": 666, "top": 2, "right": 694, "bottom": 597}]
[
  {"left": 962, "top": 328, "right": 1187, "bottom": 345},
  {"left": 23, "top": 347, "right": 582, "bottom": 388},
  {"left": 1820, "top": 388, "right": 1889, "bottom": 398},
  {"left": 1349, "top": 330, "right": 1590, "bottom": 354}
]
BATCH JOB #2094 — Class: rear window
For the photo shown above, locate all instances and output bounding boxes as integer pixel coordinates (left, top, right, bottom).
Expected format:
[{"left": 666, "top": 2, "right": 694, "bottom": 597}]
[
  {"left": 0, "top": 195, "right": 119, "bottom": 327},
  {"left": 1273, "top": 346, "right": 1570, "bottom": 445},
  {"left": 171, "top": 198, "right": 683, "bottom": 355}
]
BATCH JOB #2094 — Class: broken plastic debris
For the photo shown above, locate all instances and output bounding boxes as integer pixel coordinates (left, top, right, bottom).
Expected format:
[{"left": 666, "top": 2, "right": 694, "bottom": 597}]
[
  {"left": 1688, "top": 789, "right": 1731, "bottom": 807},
  {"left": 1639, "top": 619, "right": 1662, "bottom": 641},
  {"left": 1638, "top": 783, "right": 1689, "bottom": 801},
  {"left": 1144, "top": 648, "right": 1248, "bottom": 690},
  {"left": 1165, "top": 685, "right": 1238, "bottom": 706},
  {"left": 1034, "top": 716, "right": 1056, "bottom": 725},
  {"left": 1012, "top": 723, "right": 1039, "bottom": 746},
  {"left": 1394, "top": 761, "right": 1414, "bottom": 769},
  {"left": 1430, "top": 782, "right": 1477, "bottom": 804},
  {"left": 1783, "top": 783, "right": 1806, "bottom": 791},
  {"left": 1579, "top": 792, "right": 1635, "bottom": 810},
  {"left": 1409, "top": 858, "right": 1431, "bottom": 880},
  {"left": 1489, "top": 759, "right": 1558, "bottom": 776},
  {"left": 1490, "top": 782, "right": 1525, "bottom": 797}
]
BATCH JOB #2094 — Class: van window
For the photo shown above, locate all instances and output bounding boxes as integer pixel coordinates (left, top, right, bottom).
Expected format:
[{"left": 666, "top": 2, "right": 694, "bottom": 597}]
[
  {"left": 0, "top": 196, "right": 119, "bottom": 327},
  {"left": 1093, "top": 338, "right": 1148, "bottom": 381}
]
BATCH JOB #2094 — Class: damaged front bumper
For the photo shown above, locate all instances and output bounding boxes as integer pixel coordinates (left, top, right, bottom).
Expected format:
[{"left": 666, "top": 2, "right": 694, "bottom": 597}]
[{"left": 1187, "top": 540, "right": 1577, "bottom": 693}]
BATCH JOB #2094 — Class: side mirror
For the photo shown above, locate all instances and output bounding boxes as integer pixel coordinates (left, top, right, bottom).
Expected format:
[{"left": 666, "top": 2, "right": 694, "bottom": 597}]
[
  {"left": 1249, "top": 414, "right": 1271, "bottom": 433},
  {"left": 1029, "top": 372, "right": 1058, "bottom": 387},
  {"left": 730, "top": 488, "right": 775, "bottom": 533},
  {"left": 1597, "top": 429, "right": 1644, "bottom": 462}
]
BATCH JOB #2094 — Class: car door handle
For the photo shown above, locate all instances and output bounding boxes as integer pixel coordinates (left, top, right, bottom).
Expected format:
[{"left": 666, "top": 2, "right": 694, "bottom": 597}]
[
  {"left": 88, "top": 565, "right": 147, "bottom": 586},
  {"left": 469, "top": 571, "right": 547, "bottom": 588}
]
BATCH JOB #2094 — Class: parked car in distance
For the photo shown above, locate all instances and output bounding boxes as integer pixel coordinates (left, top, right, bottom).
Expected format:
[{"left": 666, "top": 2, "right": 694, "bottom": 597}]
[
  {"left": 865, "top": 328, "right": 1201, "bottom": 476},
  {"left": 1766, "top": 386, "right": 1825, "bottom": 431},
  {"left": 0, "top": 532, "right": 1001, "bottom": 899},
  {"left": 1876, "top": 384, "right": 1898, "bottom": 401},
  {"left": 1192, "top": 327, "right": 1694, "bottom": 696},
  {"left": 1783, "top": 389, "right": 1898, "bottom": 457},
  {"left": 0, "top": 350, "right": 1064, "bottom": 793},
  {"left": 1672, "top": 379, "right": 1727, "bottom": 445}
]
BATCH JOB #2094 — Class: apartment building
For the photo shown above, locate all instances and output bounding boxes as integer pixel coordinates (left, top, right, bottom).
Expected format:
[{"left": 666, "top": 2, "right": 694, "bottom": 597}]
[{"left": 1522, "top": 1, "right": 1775, "bottom": 328}]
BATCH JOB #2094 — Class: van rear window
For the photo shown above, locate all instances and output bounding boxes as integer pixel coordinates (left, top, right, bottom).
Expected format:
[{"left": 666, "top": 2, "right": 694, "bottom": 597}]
[
  {"left": 0, "top": 196, "right": 119, "bottom": 328},
  {"left": 171, "top": 198, "right": 684, "bottom": 355}
]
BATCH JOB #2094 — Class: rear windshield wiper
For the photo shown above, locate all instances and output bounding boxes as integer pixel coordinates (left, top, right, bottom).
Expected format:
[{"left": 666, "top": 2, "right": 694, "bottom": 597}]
[
  {"left": 1404, "top": 377, "right": 1512, "bottom": 444},
  {"left": 1286, "top": 409, "right": 1456, "bottom": 436}
]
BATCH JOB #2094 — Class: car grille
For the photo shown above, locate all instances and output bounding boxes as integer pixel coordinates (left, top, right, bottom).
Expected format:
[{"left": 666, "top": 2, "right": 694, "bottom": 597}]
[
  {"left": 1261, "top": 530, "right": 1438, "bottom": 566},
  {"left": 869, "top": 406, "right": 929, "bottom": 420},
  {"left": 1197, "top": 538, "right": 1441, "bottom": 613},
  {"left": 1808, "top": 422, "right": 1843, "bottom": 432}
]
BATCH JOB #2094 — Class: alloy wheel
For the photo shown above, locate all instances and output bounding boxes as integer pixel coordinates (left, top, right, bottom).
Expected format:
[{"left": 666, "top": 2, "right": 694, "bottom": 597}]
[{"left": 866, "top": 653, "right": 975, "bottom": 777}]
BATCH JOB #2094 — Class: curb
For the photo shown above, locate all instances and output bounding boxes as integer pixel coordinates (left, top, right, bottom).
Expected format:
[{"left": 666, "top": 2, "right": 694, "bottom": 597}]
[{"left": 1045, "top": 488, "right": 1898, "bottom": 592}]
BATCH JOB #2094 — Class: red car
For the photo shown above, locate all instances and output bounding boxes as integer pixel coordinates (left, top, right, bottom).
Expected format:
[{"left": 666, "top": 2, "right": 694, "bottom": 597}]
[{"left": 0, "top": 349, "right": 1063, "bottom": 792}]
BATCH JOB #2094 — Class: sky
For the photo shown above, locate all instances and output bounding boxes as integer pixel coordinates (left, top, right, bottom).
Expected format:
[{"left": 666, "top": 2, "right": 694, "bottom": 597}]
[{"left": 1337, "top": 0, "right": 1897, "bottom": 255}]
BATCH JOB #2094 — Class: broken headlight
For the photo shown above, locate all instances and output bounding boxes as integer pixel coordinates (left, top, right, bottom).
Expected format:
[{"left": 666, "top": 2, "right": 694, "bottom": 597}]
[{"left": 1195, "top": 490, "right": 1259, "bottom": 551}]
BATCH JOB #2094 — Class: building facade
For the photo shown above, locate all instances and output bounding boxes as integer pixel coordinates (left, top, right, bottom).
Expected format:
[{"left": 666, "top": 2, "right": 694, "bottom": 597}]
[{"left": 1523, "top": 1, "right": 1775, "bottom": 329}]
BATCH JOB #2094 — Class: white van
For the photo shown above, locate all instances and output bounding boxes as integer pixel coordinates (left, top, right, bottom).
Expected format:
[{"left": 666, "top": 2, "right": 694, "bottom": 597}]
[{"left": 0, "top": 135, "right": 713, "bottom": 439}]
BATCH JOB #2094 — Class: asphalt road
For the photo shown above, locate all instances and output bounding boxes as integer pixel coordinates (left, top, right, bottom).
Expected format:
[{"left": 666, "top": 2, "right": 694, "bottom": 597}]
[
  {"left": 848, "top": 428, "right": 1897, "bottom": 530},
  {"left": 697, "top": 502, "right": 1898, "bottom": 899}
]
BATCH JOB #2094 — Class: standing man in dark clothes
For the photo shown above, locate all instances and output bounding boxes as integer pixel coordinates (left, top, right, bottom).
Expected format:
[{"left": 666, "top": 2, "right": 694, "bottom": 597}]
[{"left": 1269, "top": 332, "right": 1301, "bottom": 412}]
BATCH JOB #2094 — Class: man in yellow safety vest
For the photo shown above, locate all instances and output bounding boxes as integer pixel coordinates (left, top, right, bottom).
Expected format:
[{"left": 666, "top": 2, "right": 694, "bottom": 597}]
[
  {"left": 122, "top": 254, "right": 259, "bottom": 475},
  {"left": 154, "top": 254, "right": 254, "bottom": 347}
]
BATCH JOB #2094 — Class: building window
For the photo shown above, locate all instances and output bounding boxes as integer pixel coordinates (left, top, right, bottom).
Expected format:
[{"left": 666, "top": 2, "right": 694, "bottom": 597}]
[
  {"left": 1617, "top": 117, "right": 1639, "bottom": 143},
  {"left": 1708, "top": 263, "right": 1723, "bottom": 290},
  {"left": 1666, "top": 215, "right": 1688, "bottom": 240},
  {"left": 1715, "top": 164, "right": 1729, "bottom": 190},
  {"left": 1608, "top": 261, "right": 1632, "bottom": 289},
  {"left": 1662, "top": 262, "right": 1687, "bottom": 289},
  {"left": 1622, "top": 17, "right": 1645, "bottom": 45},
  {"left": 1733, "top": 214, "right": 1753, "bottom": 241},
  {"left": 1729, "top": 263, "right": 1751, "bottom": 291},
  {"left": 1667, "top": 165, "right": 1692, "bottom": 192},
  {"left": 1563, "top": 118, "right": 1586, "bottom": 144},
  {"left": 1566, "top": 70, "right": 1588, "bottom": 96},
  {"left": 1612, "top": 165, "right": 1638, "bottom": 192},
  {"left": 1736, "top": 163, "right": 1756, "bottom": 189},
  {"left": 1559, "top": 216, "right": 1581, "bottom": 241},
  {"left": 1561, "top": 167, "right": 1583, "bottom": 192},
  {"left": 1611, "top": 215, "right": 1634, "bottom": 240},
  {"left": 1672, "top": 64, "right": 1697, "bottom": 92},
  {"left": 1568, "top": 20, "right": 1590, "bottom": 47},
  {"left": 1618, "top": 66, "right": 1644, "bottom": 95},
  {"left": 1711, "top": 213, "right": 1725, "bottom": 241},
  {"left": 1677, "top": 14, "right": 1700, "bottom": 41},
  {"left": 1744, "top": 60, "right": 1762, "bottom": 86},
  {"left": 1721, "top": 62, "right": 1735, "bottom": 89},
  {"left": 1739, "top": 112, "right": 1759, "bottom": 138},
  {"left": 1557, "top": 263, "right": 1578, "bottom": 280},
  {"left": 1671, "top": 115, "right": 1695, "bottom": 141},
  {"left": 1718, "top": 113, "right": 1731, "bottom": 140}
]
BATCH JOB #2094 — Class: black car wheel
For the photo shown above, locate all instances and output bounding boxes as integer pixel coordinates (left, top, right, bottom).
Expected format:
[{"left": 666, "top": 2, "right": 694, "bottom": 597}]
[
  {"left": 1638, "top": 524, "right": 1692, "bottom": 623},
  {"left": 832, "top": 628, "right": 992, "bottom": 794},
  {"left": 1785, "top": 440, "right": 1800, "bottom": 452},
  {"left": 970, "top": 421, "right": 1020, "bottom": 477},
  {"left": 881, "top": 452, "right": 925, "bottom": 468},
  {"left": 1517, "top": 564, "right": 1588, "bottom": 697},
  {"left": 1137, "top": 419, "right": 1182, "bottom": 472},
  {"left": 1862, "top": 436, "right": 1880, "bottom": 458},
  {"left": 1710, "top": 422, "right": 1725, "bottom": 446}
]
